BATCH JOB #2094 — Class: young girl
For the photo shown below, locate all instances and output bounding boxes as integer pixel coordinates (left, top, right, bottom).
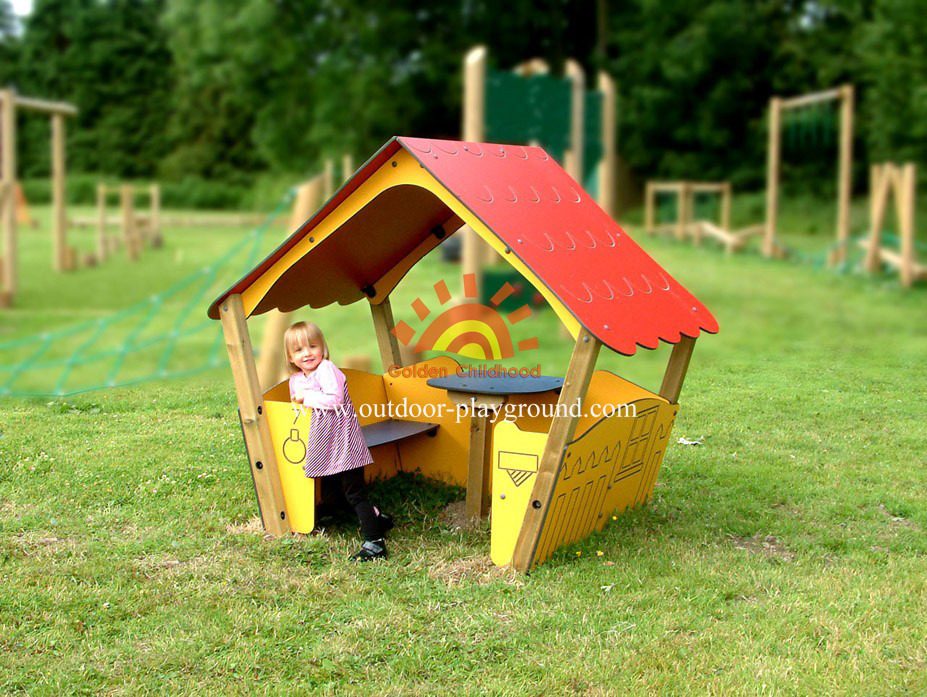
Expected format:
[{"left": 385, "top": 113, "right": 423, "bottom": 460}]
[{"left": 285, "top": 321, "right": 391, "bottom": 561}]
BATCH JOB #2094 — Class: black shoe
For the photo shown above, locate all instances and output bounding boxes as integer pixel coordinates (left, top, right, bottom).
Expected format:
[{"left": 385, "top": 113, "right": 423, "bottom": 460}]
[
  {"left": 352, "top": 538, "right": 387, "bottom": 562},
  {"left": 377, "top": 511, "right": 395, "bottom": 534}
]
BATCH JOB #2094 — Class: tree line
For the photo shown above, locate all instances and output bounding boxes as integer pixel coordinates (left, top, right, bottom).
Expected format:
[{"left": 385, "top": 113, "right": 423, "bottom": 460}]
[{"left": 1, "top": 0, "right": 924, "bottom": 206}]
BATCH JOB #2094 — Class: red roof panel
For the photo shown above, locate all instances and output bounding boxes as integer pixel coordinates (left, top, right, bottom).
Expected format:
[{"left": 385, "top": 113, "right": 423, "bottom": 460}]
[{"left": 398, "top": 136, "right": 718, "bottom": 355}]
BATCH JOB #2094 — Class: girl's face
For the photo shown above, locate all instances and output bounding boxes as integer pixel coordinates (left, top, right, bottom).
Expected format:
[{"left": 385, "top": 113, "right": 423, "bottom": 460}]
[{"left": 290, "top": 340, "right": 324, "bottom": 374}]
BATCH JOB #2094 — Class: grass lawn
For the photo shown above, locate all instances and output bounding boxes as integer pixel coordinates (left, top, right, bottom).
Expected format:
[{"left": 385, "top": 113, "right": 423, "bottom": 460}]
[{"left": 1, "top": 197, "right": 926, "bottom": 695}]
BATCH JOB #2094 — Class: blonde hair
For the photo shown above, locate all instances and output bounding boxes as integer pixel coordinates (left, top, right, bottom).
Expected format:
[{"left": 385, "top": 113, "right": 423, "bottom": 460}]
[{"left": 283, "top": 321, "right": 330, "bottom": 374}]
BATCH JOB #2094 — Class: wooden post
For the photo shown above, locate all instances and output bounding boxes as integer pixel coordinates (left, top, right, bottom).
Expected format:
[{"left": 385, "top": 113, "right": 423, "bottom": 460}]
[
  {"left": 675, "top": 183, "right": 689, "bottom": 241},
  {"left": 371, "top": 298, "right": 403, "bottom": 372},
  {"left": 51, "top": 113, "right": 68, "bottom": 271},
  {"left": 462, "top": 46, "right": 494, "bottom": 277},
  {"left": 121, "top": 185, "right": 138, "bottom": 261},
  {"left": 721, "top": 181, "right": 732, "bottom": 232},
  {"left": 323, "top": 159, "right": 334, "bottom": 199},
  {"left": 833, "top": 84, "right": 854, "bottom": 265},
  {"left": 563, "top": 59, "right": 585, "bottom": 185},
  {"left": 597, "top": 71, "right": 617, "bottom": 218},
  {"left": 644, "top": 182, "right": 655, "bottom": 235},
  {"left": 764, "top": 96, "right": 782, "bottom": 258},
  {"left": 511, "top": 329, "right": 601, "bottom": 572},
  {"left": 899, "top": 163, "right": 916, "bottom": 288},
  {"left": 149, "top": 183, "right": 161, "bottom": 246},
  {"left": 1, "top": 89, "right": 17, "bottom": 305},
  {"left": 96, "top": 183, "right": 108, "bottom": 262},
  {"left": 219, "top": 294, "right": 290, "bottom": 536},
  {"left": 255, "top": 178, "right": 323, "bottom": 389},
  {"left": 864, "top": 164, "right": 889, "bottom": 273},
  {"left": 341, "top": 154, "right": 354, "bottom": 184},
  {"left": 659, "top": 335, "right": 696, "bottom": 405}
]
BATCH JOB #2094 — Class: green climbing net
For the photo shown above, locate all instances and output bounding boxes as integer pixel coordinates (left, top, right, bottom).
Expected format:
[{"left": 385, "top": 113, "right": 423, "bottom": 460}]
[{"left": 0, "top": 190, "right": 295, "bottom": 397}]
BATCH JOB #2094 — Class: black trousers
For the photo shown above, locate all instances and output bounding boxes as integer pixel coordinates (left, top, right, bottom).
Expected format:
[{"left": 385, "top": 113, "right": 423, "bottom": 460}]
[{"left": 325, "top": 467, "right": 381, "bottom": 541}]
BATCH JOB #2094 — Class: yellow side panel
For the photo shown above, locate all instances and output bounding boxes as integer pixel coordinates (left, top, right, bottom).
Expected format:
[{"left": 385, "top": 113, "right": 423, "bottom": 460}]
[
  {"left": 381, "top": 356, "right": 470, "bottom": 487},
  {"left": 490, "top": 421, "right": 548, "bottom": 566},
  {"left": 532, "top": 396, "right": 678, "bottom": 566},
  {"left": 263, "top": 396, "right": 315, "bottom": 534}
]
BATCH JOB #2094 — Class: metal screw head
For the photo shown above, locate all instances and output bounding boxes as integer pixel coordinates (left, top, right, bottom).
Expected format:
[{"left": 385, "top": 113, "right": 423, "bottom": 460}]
[{"left": 500, "top": 493, "right": 506, "bottom": 500}]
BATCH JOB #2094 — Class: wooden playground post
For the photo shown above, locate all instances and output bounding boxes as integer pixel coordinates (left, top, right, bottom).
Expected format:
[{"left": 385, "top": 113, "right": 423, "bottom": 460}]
[
  {"left": 835, "top": 85, "right": 855, "bottom": 264},
  {"left": 370, "top": 298, "right": 403, "bottom": 372},
  {"left": 597, "top": 71, "right": 617, "bottom": 218},
  {"left": 721, "top": 181, "right": 732, "bottom": 232},
  {"left": 511, "top": 329, "right": 601, "bottom": 572},
  {"left": 52, "top": 113, "right": 69, "bottom": 271},
  {"left": 659, "top": 335, "right": 697, "bottom": 404},
  {"left": 220, "top": 293, "right": 290, "bottom": 537},
  {"left": 96, "top": 183, "right": 108, "bottom": 261},
  {"left": 563, "top": 59, "right": 585, "bottom": 185},
  {"left": 644, "top": 181, "right": 655, "bottom": 235},
  {"left": 763, "top": 96, "right": 782, "bottom": 258},
  {"left": 0, "top": 89, "right": 16, "bottom": 306},
  {"left": 255, "top": 177, "right": 324, "bottom": 390},
  {"left": 898, "top": 164, "right": 917, "bottom": 288},
  {"left": 121, "top": 184, "right": 139, "bottom": 261},
  {"left": 676, "top": 182, "right": 691, "bottom": 242},
  {"left": 149, "top": 183, "right": 162, "bottom": 246},
  {"left": 461, "top": 45, "right": 489, "bottom": 289}
]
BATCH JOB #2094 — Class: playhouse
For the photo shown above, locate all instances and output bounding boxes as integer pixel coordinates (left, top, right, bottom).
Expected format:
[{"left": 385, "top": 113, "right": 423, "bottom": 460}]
[{"left": 208, "top": 136, "right": 718, "bottom": 571}]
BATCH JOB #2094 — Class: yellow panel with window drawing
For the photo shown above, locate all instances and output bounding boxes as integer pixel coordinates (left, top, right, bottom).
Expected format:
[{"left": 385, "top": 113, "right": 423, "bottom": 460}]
[{"left": 531, "top": 397, "right": 678, "bottom": 566}]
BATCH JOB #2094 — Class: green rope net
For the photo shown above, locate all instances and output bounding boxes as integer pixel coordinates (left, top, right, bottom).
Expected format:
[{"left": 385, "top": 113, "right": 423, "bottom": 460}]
[{"left": 0, "top": 190, "right": 295, "bottom": 397}]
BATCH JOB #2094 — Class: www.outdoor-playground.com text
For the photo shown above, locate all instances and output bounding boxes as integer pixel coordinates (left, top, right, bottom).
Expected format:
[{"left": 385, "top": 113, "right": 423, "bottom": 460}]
[{"left": 291, "top": 398, "right": 637, "bottom": 424}]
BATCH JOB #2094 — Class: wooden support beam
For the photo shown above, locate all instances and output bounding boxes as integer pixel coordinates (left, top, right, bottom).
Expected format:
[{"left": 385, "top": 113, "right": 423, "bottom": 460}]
[
  {"left": 721, "top": 182, "right": 732, "bottom": 232},
  {"left": 121, "top": 185, "right": 139, "bottom": 261},
  {"left": 563, "top": 59, "right": 585, "bottom": 185},
  {"left": 511, "top": 329, "right": 601, "bottom": 572},
  {"left": 644, "top": 182, "right": 655, "bottom": 235},
  {"left": 149, "top": 183, "right": 162, "bottom": 245},
  {"left": 52, "top": 113, "right": 68, "bottom": 271},
  {"left": 596, "top": 71, "right": 617, "bottom": 218},
  {"left": 96, "top": 183, "right": 108, "bottom": 262},
  {"left": 833, "top": 85, "right": 854, "bottom": 265},
  {"left": 219, "top": 294, "right": 290, "bottom": 537},
  {"left": 1, "top": 89, "right": 16, "bottom": 305},
  {"left": 675, "top": 183, "right": 690, "bottom": 242},
  {"left": 899, "top": 163, "right": 917, "bottom": 288},
  {"left": 255, "top": 178, "right": 323, "bottom": 389},
  {"left": 779, "top": 87, "right": 843, "bottom": 110},
  {"left": 371, "top": 298, "right": 403, "bottom": 372},
  {"left": 13, "top": 95, "right": 77, "bottom": 116},
  {"left": 764, "top": 96, "right": 782, "bottom": 258},
  {"left": 659, "top": 335, "right": 697, "bottom": 405}
]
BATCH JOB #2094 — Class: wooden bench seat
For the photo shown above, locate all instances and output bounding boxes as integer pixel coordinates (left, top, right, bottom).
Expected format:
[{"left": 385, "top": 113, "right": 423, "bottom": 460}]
[{"left": 361, "top": 420, "right": 438, "bottom": 448}]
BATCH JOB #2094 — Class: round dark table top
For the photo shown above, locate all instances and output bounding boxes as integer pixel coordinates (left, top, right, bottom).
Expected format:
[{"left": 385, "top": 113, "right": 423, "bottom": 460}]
[{"left": 427, "top": 374, "right": 564, "bottom": 396}]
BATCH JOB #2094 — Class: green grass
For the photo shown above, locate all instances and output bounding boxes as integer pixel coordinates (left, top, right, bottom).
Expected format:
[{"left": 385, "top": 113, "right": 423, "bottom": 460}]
[{"left": 1, "top": 199, "right": 926, "bottom": 695}]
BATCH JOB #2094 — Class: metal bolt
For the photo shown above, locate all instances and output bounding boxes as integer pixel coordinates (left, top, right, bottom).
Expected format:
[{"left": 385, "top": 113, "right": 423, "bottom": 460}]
[{"left": 500, "top": 493, "right": 506, "bottom": 500}]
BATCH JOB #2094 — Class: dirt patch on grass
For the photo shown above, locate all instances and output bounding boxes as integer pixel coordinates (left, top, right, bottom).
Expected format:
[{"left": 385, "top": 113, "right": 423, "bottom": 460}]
[
  {"left": 225, "top": 517, "right": 267, "bottom": 536},
  {"left": 730, "top": 533, "right": 795, "bottom": 562},
  {"left": 428, "top": 556, "right": 523, "bottom": 587},
  {"left": 440, "top": 501, "right": 477, "bottom": 531},
  {"left": 878, "top": 504, "right": 919, "bottom": 530}
]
